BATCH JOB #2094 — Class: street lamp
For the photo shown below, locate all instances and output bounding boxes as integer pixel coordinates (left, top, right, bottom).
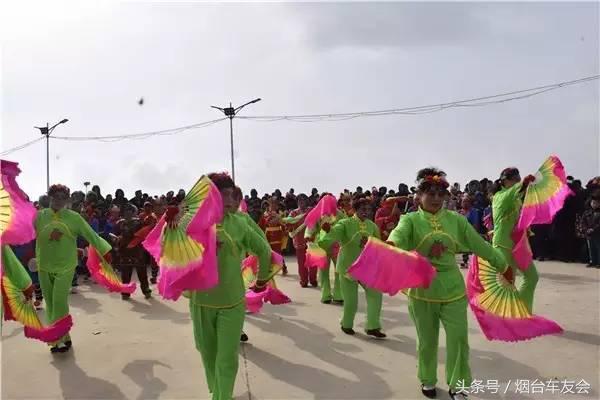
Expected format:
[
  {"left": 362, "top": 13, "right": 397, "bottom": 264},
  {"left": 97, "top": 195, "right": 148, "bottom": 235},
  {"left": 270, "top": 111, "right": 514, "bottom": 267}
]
[
  {"left": 84, "top": 181, "right": 90, "bottom": 193},
  {"left": 211, "top": 98, "right": 261, "bottom": 182},
  {"left": 34, "top": 119, "right": 69, "bottom": 191}
]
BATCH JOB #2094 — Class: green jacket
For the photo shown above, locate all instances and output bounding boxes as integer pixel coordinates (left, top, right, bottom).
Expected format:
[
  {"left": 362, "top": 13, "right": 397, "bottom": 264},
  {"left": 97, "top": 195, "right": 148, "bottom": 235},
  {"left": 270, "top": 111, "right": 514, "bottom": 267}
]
[
  {"left": 492, "top": 182, "right": 524, "bottom": 250},
  {"left": 318, "top": 216, "right": 380, "bottom": 276},
  {"left": 388, "top": 208, "right": 507, "bottom": 303},
  {"left": 35, "top": 208, "right": 111, "bottom": 273},
  {"left": 190, "top": 212, "right": 271, "bottom": 308},
  {"left": 238, "top": 212, "right": 268, "bottom": 243}
]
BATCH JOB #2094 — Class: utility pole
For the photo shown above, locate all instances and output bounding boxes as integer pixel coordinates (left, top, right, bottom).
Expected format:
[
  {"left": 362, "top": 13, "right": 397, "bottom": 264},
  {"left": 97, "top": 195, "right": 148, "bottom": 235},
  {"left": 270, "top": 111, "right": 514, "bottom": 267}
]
[
  {"left": 211, "top": 98, "right": 261, "bottom": 182},
  {"left": 35, "top": 119, "right": 69, "bottom": 191}
]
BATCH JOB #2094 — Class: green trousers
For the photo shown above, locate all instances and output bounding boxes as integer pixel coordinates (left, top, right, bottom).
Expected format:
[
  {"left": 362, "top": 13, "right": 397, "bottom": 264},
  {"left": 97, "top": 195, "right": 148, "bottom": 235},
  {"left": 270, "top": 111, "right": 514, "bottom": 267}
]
[
  {"left": 39, "top": 269, "right": 74, "bottom": 344},
  {"left": 499, "top": 247, "right": 539, "bottom": 312},
  {"left": 339, "top": 275, "right": 382, "bottom": 330},
  {"left": 190, "top": 301, "right": 245, "bottom": 400},
  {"left": 408, "top": 296, "right": 471, "bottom": 389},
  {"left": 319, "top": 260, "right": 342, "bottom": 302}
]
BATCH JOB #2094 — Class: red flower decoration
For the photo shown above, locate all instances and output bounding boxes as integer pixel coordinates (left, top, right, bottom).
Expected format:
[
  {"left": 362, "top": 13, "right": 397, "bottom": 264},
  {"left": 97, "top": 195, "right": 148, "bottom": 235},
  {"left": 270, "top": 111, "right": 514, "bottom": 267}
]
[
  {"left": 429, "top": 240, "right": 447, "bottom": 258},
  {"left": 49, "top": 228, "right": 63, "bottom": 241}
]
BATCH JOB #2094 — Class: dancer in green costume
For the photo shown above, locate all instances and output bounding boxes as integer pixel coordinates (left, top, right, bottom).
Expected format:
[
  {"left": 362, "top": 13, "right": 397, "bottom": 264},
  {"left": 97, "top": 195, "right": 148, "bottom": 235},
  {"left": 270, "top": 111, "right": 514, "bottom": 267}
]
[
  {"left": 319, "top": 194, "right": 385, "bottom": 338},
  {"left": 304, "top": 193, "right": 346, "bottom": 304},
  {"left": 189, "top": 174, "right": 271, "bottom": 400},
  {"left": 387, "top": 168, "right": 508, "bottom": 400},
  {"left": 491, "top": 167, "right": 538, "bottom": 312},
  {"left": 35, "top": 184, "right": 111, "bottom": 353}
]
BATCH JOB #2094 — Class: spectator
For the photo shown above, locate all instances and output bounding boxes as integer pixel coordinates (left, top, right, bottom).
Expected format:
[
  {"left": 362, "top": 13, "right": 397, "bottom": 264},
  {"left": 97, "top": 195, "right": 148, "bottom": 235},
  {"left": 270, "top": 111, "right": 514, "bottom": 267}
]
[
  {"left": 285, "top": 188, "right": 298, "bottom": 211},
  {"left": 70, "top": 191, "right": 85, "bottom": 211},
  {"left": 130, "top": 190, "right": 144, "bottom": 209},
  {"left": 103, "top": 206, "right": 121, "bottom": 239},
  {"left": 309, "top": 188, "right": 319, "bottom": 206},
  {"left": 247, "top": 189, "right": 263, "bottom": 223},
  {"left": 115, "top": 203, "right": 152, "bottom": 299},
  {"left": 397, "top": 184, "right": 409, "bottom": 196},
  {"left": 38, "top": 194, "right": 50, "bottom": 209},
  {"left": 91, "top": 185, "right": 104, "bottom": 200},
  {"left": 581, "top": 195, "right": 600, "bottom": 268},
  {"left": 113, "top": 189, "right": 128, "bottom": 207},
  {"left": 459, "top": 197, "right": 483, "bottom": 268}
]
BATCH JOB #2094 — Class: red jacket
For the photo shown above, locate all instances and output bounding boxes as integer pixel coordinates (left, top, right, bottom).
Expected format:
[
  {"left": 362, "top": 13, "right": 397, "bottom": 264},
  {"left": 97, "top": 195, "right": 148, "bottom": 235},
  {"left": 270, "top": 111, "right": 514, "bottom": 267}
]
[
  {"left": 287, "top": 208, "right": 311, "bottom": 249},
  {"left": 259, "top": 210, "right": 286, "bottom": 251},
  {"left": 375, "top": 205, "right": 400, "bottom": 241}
]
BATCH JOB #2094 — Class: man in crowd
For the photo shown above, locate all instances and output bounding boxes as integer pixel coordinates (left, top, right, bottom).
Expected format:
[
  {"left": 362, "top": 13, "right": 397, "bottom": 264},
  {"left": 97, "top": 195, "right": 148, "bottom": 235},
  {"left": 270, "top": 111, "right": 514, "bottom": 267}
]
[{"left": 247, "top": 189, "right": 263, "bottom": 222}]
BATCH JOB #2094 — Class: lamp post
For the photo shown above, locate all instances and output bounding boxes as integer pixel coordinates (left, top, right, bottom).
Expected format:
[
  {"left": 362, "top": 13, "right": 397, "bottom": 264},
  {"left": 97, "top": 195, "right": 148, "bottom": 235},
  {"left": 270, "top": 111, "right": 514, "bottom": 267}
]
[
  {"left": 84, "top": 181, "right": 90, "bottom": 193},
  {"left": 34, "top": 119, "right": 69, "bottom": 191},
  {"left": 210, "top": 98, "right": 261, "bottom": 182}
]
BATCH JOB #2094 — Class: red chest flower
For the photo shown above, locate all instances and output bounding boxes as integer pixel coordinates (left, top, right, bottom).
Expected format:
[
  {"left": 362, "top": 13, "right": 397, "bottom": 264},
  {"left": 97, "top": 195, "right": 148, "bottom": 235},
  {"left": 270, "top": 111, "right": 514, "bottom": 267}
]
[
  {"left": 49, "top": 228, "right": 63, "bottom": 241},
  {"left": 429, "top": 240, "right": 447, "bottom": 258}
]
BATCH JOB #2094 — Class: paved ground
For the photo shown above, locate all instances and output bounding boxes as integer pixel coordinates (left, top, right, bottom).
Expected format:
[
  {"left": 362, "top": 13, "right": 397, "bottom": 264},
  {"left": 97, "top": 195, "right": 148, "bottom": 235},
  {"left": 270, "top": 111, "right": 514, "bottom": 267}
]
[{"left": 2, "top": 259, "right": 599, "bottom": 400}]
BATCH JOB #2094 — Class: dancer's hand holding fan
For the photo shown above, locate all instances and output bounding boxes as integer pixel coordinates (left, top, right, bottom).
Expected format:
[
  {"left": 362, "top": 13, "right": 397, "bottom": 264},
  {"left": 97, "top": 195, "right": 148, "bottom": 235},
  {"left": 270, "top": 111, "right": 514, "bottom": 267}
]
[
  {"left": 86, "top": 247, "right": 136, "bottom": 294},
  {"left": 304, "top": 194, "right": 337, "bottom": 231},
  {"left": 512, "top": 155, "right": 572, "bottom": 269},
  {"left": 242, "top": 251, "right": 291, "bottom": 313},
  {"left": 347, "top": 237, "right": 437, "bottom": 296},
  {"left": 143, "top": 176, "right": 223, "bottom": 300}
]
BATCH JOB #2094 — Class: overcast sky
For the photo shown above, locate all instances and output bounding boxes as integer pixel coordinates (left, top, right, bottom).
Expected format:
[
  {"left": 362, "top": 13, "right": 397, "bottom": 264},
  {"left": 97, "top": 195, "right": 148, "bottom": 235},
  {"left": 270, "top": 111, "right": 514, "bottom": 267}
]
[{"left": 1, "top": 1, "right": 598, "bottom": 199}]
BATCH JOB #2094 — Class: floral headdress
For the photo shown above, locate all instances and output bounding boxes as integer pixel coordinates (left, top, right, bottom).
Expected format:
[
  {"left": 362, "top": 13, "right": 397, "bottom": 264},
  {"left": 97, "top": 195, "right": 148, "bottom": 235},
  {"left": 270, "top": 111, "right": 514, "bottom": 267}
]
[{"left": 417, "top": 174, "right": 449, "bottom": 190}]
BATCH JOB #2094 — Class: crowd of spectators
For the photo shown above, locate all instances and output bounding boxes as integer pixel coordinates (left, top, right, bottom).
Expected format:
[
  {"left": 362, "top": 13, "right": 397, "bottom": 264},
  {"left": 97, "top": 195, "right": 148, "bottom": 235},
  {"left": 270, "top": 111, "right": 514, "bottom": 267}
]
[{"left": 26, "top": 174, "right": 599, "bottom": 269}]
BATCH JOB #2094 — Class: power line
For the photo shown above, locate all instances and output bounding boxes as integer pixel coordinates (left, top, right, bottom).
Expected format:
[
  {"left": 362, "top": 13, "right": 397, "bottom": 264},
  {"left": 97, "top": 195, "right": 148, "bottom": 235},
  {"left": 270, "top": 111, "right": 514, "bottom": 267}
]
[
  {"left": 1, "top": 118, "right": 227, "bottom": 156},
  {"left": 237, "top": 75, "right": 599, "bottom": 122},
  {"left": 0, "top": 137, "right": 45, "bottom": 157},
  {"left": 51, "top": 117, "right": 228, "bottom": 142}
]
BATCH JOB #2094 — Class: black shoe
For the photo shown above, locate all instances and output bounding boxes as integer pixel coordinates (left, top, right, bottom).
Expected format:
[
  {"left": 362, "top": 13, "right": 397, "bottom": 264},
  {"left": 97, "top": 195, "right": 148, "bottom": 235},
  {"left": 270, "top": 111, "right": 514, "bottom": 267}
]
[
  {"left": 321, "top": 299, "right": 332, "bottom": 304},
  {"left": 240, "top": 332, "right": 249, "bottom": 342},
  {"left": 121, "top": 294, "right": 131, "bottom": 301},
  {"left": 150, "top": 277, "right": 157, "bottom": 284},
  {"left": 310, "top": 281, "right": 318, "bottom": 287},
  {"left": 586, "top": 263, "right": 595, "bottom": 268},
  {"left": 332, "top": 299, "right": 344, "bottom": 305},
  {"left": 366, "top": 329, "right": 387, "bottom": 339},
  {"left": 341, "top": 327, "right": 355, "bottom": 335},
  {"left": 449, "top": 389, "right": 468, "bottom": 400},
  {"left": 65, "top": 340, "right": 72, "bottom": 349},
  {"left": 51, "top": 344, "right": 69, "bottom": 354},
  {"left": 300, "top": 282, "right": 308, "bottom": 288},
  {"left": 282, "top": 266, "right": 288, "bottom": 276},
  {"left": 144, "top": 292, "right": 152, "bottom": 299},
  {"left": 421, "top": 385, "right": 437, "bottom": 399}
]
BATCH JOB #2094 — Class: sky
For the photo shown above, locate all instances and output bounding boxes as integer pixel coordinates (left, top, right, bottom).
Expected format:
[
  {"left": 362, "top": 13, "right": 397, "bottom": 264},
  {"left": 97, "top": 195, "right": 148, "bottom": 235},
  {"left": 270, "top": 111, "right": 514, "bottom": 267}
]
[{"left": 1, "top": 1, "right": 599, "bottom": 200}]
